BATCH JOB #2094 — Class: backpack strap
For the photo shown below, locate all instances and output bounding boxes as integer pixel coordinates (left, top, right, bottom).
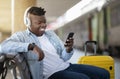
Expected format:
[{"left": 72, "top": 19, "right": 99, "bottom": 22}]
[
  {"left": 0, "top": 54, "right": 8, "bottom": 79},
  {"left": 1, "top": 64, "right": 7, "bottom": 79},
  {"left": 20, "top": 53, "right": 33, "bottom": 79}
]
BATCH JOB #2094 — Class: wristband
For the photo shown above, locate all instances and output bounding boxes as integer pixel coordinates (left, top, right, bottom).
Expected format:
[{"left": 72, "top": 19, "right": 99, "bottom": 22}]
[{"left": 28, "top": 43, "right": 36, "bottom": 50}]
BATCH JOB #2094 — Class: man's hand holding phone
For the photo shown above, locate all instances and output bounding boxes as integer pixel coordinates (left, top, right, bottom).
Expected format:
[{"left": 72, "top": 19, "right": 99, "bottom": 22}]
[{"left": 64, "top": 32, "right": 74, "bottom": 53}]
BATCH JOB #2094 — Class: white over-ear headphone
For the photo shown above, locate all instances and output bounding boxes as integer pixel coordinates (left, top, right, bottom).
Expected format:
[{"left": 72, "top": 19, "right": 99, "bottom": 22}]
[{"left": 24, "top": 7, "right": 31, "bottom": 27}]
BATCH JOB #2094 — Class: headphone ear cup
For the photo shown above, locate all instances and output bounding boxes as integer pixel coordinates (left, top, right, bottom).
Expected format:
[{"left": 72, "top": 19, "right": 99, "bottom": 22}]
[
  {"left": 26, "top": 17, "right": 31, "bottom": 27},
  {"left": 24, "top": 7, "right": 31, "bottom": 27}
]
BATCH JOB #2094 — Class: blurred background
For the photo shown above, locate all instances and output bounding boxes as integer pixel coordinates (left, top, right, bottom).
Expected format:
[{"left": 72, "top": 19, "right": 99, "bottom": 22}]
[
  {"left": 0, "top": 0, "right": 120, "bottom": 57},
  {"left": 0, "top": 0, "right": 120, "bottom": 78}
]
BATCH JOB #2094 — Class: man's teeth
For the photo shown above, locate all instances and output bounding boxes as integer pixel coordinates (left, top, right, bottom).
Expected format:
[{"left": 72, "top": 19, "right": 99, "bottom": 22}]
[{"left": 40, "top": 28, "right": 45, "bottom": 31}]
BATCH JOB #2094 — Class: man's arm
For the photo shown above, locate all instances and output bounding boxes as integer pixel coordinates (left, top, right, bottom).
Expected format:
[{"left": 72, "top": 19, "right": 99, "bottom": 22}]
[
  {"left": 0, "top": 32, "right": 29, "bottom": 53},
  {"left": 1, "top": 32, "right": 44, "bottom": 61}
]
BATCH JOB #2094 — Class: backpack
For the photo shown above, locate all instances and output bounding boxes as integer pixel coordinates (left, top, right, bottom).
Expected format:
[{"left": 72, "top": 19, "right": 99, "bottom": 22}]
[
  {"left": 0, "top": 62, "right": 4, "bottom": 75},
  {"left": 0, "top": 53, "right": 33, "bottom": 79},
  {"left": 0, "top": 54, "right": 7, "bottom": 79}
]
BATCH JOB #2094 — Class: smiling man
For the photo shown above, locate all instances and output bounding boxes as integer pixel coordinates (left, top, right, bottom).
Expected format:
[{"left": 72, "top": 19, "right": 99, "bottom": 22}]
[{"left": 0, "top": 6, "right": 110, "bottom": 79}]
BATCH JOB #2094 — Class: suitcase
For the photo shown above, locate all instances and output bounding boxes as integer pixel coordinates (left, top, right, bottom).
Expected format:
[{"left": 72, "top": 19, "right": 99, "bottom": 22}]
[{"left": 77, "top": 41, "right": 115, "bottom": 79}]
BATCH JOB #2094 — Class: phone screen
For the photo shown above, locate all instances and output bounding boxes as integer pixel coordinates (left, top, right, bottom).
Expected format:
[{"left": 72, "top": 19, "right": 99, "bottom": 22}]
[
  {"left": 67, "top": 32, "right": 74, "bottom": 39},
  {"left": 66, "top": 32, "right": 74, "bottom": 43}
]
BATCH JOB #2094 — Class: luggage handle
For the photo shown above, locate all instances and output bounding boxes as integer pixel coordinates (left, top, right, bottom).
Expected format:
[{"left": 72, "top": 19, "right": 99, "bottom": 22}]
[
  {"left": 84, "top": 41, "right": 97, "bottom": 56},
  {"left": 85, "top": 41, "right": 97, "bottom": 45}
]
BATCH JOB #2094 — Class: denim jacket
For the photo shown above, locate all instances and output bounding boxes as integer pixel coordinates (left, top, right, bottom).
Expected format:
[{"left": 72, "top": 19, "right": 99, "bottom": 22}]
[{"left": 0, "top": 29, "right": 74, "bottom": 79}]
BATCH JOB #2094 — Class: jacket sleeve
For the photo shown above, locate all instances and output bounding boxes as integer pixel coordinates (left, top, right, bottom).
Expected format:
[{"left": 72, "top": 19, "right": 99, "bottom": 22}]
[
  {"left": 0, "top": 32, "right": 29, "bottom": 53},
  {"left": 61, "top": 49, "right": 74, "bottom": 61}
]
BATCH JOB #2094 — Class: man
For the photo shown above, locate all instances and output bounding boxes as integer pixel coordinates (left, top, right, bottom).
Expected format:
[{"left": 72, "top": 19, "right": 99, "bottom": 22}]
[{"left": 0, "top": 6, "right": 110, "bottom": 79}]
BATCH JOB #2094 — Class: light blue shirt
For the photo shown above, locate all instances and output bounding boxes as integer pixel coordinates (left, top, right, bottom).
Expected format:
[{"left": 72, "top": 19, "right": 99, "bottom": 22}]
[{"left": 0, "top": 29, "right": 74, "bottom": 79}]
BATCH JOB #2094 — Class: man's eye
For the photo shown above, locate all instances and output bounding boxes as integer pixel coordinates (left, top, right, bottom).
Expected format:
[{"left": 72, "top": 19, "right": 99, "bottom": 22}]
[{"left": 37, "top": 22, "right": 41, "bottom": 24}]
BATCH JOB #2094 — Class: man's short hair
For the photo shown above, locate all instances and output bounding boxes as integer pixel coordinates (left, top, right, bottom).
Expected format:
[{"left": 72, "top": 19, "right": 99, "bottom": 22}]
[{"left": 27, "top": 6, "right": 46, "bottom": 16}]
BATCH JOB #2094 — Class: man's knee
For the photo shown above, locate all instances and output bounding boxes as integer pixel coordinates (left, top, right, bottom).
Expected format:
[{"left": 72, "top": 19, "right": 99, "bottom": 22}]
[
  {"left": 48, "top": 71, "right": 90, "bottom": 79},
  {"left": 102, "top": 69, "right": 110, "bottom": 79}
]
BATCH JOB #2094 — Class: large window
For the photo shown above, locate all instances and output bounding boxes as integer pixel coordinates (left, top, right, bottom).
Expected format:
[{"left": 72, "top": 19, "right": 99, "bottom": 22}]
[{"left": 111, "top": 3, "right": 120, "bottom": 27}]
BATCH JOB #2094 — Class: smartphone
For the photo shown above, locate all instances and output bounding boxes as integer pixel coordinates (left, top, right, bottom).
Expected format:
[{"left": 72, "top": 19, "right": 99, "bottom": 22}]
[{"left": 66, "top": 32, "right": 74, "bottom": 43}]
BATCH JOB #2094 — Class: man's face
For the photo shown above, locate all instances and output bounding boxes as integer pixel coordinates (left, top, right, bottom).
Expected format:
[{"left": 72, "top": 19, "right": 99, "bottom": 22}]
[{"left": 29, "top": 14, "right": 47, "bottom": 36}]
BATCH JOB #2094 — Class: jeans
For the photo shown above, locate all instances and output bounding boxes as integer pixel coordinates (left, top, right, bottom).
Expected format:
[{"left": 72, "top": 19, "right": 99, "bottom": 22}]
[{"left": 48, "top": 64, "right": 110, "bottom": 79}]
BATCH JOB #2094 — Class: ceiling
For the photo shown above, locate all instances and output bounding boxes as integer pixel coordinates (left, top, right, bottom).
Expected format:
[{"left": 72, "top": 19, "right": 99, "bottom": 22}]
[{"left": 36, "top": 0, "right": 81, "bottom": 24}]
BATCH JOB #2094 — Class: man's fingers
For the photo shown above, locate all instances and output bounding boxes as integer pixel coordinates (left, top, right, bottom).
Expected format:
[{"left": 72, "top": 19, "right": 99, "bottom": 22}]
[{"left": 33, "top": 45, "right": 45, "bottom": 61}]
